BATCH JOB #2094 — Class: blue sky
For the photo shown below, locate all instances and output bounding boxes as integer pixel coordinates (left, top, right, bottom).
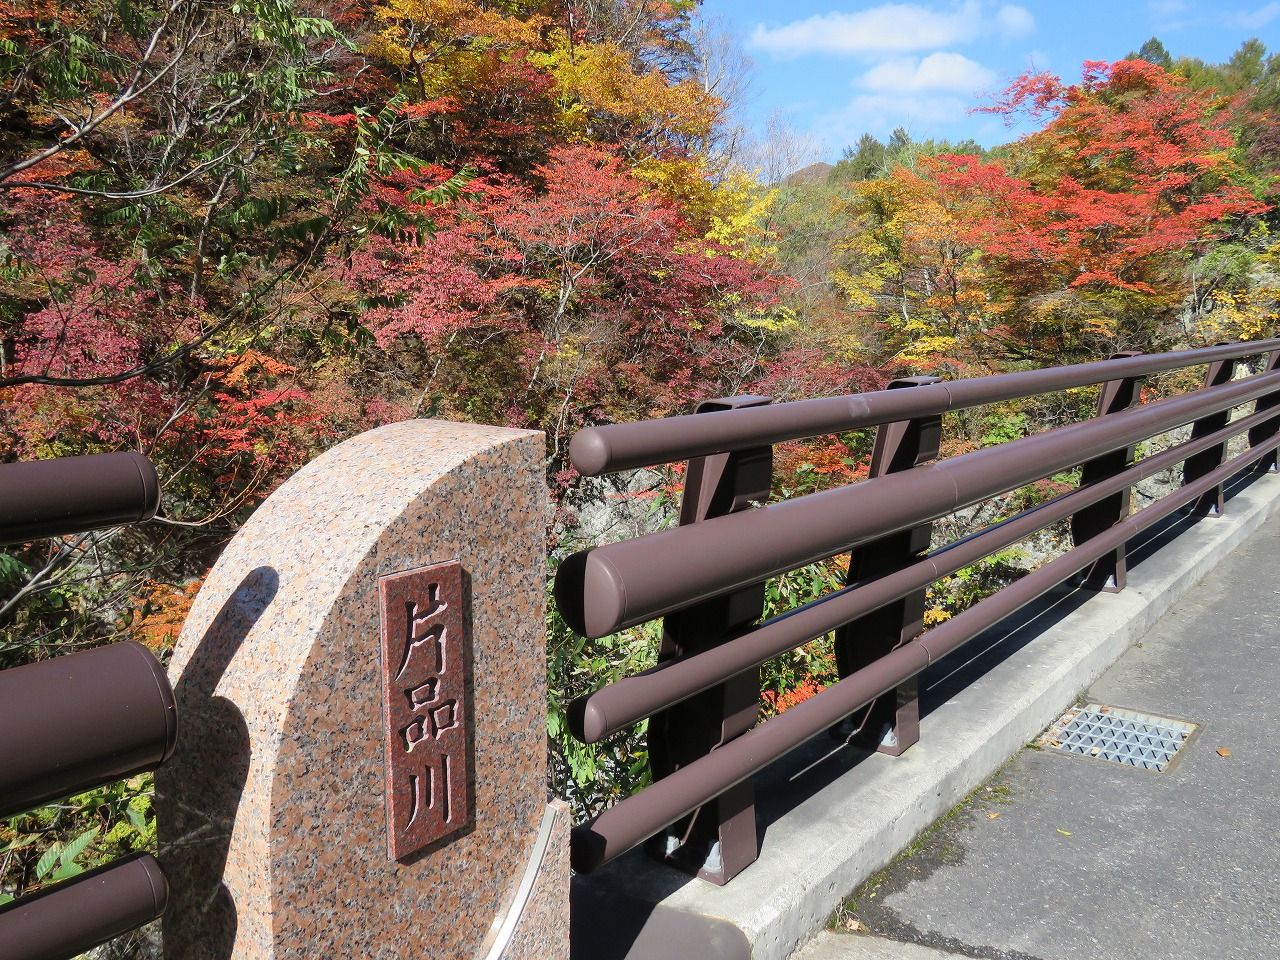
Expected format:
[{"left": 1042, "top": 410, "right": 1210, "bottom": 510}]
[{"left": 698, "top": 0, "right": 1280, "bottom": 160}]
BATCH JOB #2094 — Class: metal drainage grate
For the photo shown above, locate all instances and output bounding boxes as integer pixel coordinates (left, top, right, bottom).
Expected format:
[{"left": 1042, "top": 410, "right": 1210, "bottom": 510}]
[{"left": 1039, "top": 704, "right": 1196, "bottom": 772}]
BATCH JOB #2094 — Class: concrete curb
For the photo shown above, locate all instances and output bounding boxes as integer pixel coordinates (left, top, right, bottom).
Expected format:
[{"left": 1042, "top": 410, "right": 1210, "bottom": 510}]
[
  {"left": 794, "top": 932, "right": 969, "bottom": 960},
  {"left": 570, "top": 469, "right": 1280, "bottom": 960}
]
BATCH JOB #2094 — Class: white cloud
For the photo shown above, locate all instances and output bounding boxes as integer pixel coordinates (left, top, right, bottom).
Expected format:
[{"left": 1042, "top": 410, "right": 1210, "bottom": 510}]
[
  {"left": 859, "top": 52, "right": 997, "bottom": 93},
  {"left": 750, "top": 1, "right": 985, "bottom": 57},
  {"left": 1238, "top": 2, "right": 1280, "bottom": 28},
  {"left": 852, "top": 93, "right": 971, "bottom": 124},
  {"left": 1146, "top": 0, "right": 1193, "bottom": 30},
  {"left": 995, "top": 4, "right": 1036, "bottom": 37},
  {"left": 750, "top": 1, "right": 1035, "bottom": 57},
  {"left": 820, "top": 92, "right": 973, "bottom": 144}
]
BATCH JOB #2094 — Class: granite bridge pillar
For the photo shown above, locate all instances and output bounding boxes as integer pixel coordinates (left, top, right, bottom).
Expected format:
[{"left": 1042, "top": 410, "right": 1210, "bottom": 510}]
[{"left": 157, "top": 420, "right": 566, "bottom": 960}]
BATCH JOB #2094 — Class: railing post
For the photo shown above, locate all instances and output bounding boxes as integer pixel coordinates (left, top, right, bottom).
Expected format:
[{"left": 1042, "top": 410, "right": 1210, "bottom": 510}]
[
  {"left": 1071, "top": 352, "right": 1145, "bottom": 591},
  {"left": 1249, "top": 348, "right": 1280, "bottom": 474},
  {"left": 645, "top": 395, "right": 772, "bottom": 885},
  {"left": 834, "top": 376, "right": 941, "bottom": 756},
  {"left": 1183, "top": 348, "right": 1240, "bottom": 516}
]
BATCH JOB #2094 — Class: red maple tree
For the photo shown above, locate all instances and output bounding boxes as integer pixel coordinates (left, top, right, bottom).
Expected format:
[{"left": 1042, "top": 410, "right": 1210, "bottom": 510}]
[{"left": 936, "top": 59, "right": 1266, "bottom": 297}]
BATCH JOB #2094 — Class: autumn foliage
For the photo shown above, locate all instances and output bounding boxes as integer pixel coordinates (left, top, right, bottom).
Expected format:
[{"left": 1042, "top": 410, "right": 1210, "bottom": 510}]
[
  {"left": 1, "top": 0, "right": 1278, "bottom": 894},
  {"left": 951, "top": 60, "right": 1264, "bottom": 294},
  {"left": 834, "top": 58, "right": 1275, "bottom": 373}
]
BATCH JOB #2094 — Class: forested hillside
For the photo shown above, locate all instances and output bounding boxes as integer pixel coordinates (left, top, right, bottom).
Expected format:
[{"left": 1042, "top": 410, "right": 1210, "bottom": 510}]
[{"left": 1, "top": 0, "right": 1278, "bottom": 912}]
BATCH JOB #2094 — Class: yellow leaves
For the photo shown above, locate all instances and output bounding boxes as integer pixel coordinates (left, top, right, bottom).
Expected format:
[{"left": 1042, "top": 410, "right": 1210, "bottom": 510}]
[
  {"left": 923, "top": 606, "right": 953, "bottom": 626},
  {"left": 364, "top": 29, "right": 412, "bottom": 68},
  {"left": 634, "top": 155, "right": 716, "bottom": 224},
  {"left": 703, "top": 170, "right": 778, "bottom": 261},
  {"left": 364, "top": 5, "right": 720, "bottom": 161},
  {"left": 366, "top": 0, "right": 547, "bottom": 83},
  {"left": 542, "top": 41, "right": 720, "bottom": 143},
  {"left": 1192, "top": 286, "right": 1280, "bottom": 344},
  {"left": 641, "top": 162, "right": 779, "bottom": 262},
  {"left": 832, "top": 257, "right": 895, "bottom": 310},
  {"left": 732, "top": 307, "right": 797, "bottom": 333},
  {"left": 831, "top": 166, "right": 991, "bottom": 366},
  {"left": 896, "top": 335, "right": 959, "bottom": 369},
  {"left": 371, "top": 0, "right": 544, "bottom": 45}
]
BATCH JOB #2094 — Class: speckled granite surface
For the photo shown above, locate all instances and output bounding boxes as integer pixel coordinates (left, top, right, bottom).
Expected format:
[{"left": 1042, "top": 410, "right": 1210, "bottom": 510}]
[
  {"left": 497, "top": 800, "right": 570, "bottom": 960},
  {"left": 158, "top": 420, "right": 553, "bottom": 959}
]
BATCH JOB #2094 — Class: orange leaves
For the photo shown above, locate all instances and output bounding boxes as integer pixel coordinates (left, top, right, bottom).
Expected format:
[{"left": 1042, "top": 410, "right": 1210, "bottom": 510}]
[
  {"left": 128, "top": 581, "right": 201, "bottom": 654},
  {"left": 396, "top": 97, "right": 458, "bottom": 119},
  {"left": 832, "top": 56, "right": 1272, "bottom": 378},
  {"left": 208, "top": 350, "right": 296, "bottom": 389},
  {"left": 768, "top": 679, "right": 823, "bottom": 714},
  {"left": 299, "top": 111, "right": 360, "bottom": 129},
  {"left": 935, "top": 59, "right": 1268, "bottom": 303},
  {"left": 772, "top": 436, "right": 871, "bottom": 496}
]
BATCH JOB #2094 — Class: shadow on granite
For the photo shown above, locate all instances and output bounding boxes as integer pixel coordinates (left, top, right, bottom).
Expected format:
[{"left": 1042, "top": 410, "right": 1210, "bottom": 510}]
[{"left": 159, "top": 566, "right": 278, "bottom": 960}]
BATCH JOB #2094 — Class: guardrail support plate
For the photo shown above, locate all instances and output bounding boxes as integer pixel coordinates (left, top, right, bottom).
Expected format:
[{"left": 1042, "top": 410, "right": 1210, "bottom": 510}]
[
  {"left": 1184, "top": 350, "right": 1239, "bottom": 517},
  {"left": 835, "top": 376, "right": 941, "bottom": 757},
  {"left": 645, "top": 395, "right": 772, "bottom": 886},
  {"left": 1249, "top": 348, "right": 1280, "bottom": 474},
  {"left": 1072, "top": 352, "right": 1145, "bottom": 592}
]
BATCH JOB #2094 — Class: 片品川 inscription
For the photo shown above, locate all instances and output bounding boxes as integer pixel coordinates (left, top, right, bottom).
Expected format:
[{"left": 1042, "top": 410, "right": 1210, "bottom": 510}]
[{"left": 379, "top": 561, "right": 470, "bottom": 860}]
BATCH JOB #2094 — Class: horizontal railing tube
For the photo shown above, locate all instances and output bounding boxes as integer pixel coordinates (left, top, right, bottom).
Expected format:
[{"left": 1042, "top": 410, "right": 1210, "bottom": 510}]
[
  {"left": 557, "top": 367, "right": 1280, "bottom": 638},
  {"left": 569, "top": 402, "right": 1280, "bottom": 742},
  {"left": 570, "top": 339, "right": 1280, "bottom": 475},
  {"left": 570, "top": 433, "right": 1280, "bottom": 872},
  {"left": 0, "top": 642, "right": 177, "bottom": 819},
  {"left": 0, "top": 854, "right": 168, "bottom": 960},
  {"left": 0, "top": 452, "right": 160, "bottom": 545}
]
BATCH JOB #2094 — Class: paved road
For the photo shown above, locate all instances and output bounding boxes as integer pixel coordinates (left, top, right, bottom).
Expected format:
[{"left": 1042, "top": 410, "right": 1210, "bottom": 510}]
[{"left": 805, "top": 511, "right": 1280, "bottom": 960}]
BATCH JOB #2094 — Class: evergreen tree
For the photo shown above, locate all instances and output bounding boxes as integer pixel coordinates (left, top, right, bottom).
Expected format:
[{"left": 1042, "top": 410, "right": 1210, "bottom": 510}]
[
  {"left": 838, "top": 133, "right": 887, "bottom": 181},
  {"left": 1134, "top": 37, "right": 1173, "bottom": 70}
]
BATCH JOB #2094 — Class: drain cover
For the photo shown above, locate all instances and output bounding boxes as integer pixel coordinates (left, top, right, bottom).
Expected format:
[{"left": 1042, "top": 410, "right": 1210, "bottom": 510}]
[{"left": 1039, "top": 704, "right": 1196, "bottom": 772}]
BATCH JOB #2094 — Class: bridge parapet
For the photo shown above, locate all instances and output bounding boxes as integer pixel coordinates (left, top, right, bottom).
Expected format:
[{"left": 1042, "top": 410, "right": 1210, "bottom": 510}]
[
  {"left": 104, "top": 335, "right": 1280, "bottom": 960},
  {"left": 558, "top": 337, "right": 1280, "bottom": 888}
]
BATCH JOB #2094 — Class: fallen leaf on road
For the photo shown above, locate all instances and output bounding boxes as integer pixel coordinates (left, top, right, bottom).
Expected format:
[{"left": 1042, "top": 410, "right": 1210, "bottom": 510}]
[
  {"left": 986, "top": 811, "right": 1001, "bottom": 821},
  {"left": 1217, "top": 747, "right": 1232, "bottom": 757},
  {"left": 1057, "top": 828, "right": 1072, "bottom": 837}
]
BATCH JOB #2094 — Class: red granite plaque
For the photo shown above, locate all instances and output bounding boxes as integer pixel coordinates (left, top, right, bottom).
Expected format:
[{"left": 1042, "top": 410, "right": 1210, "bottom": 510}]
[{"left": 379, "top": 561, "right": 470, "bottom": 860}]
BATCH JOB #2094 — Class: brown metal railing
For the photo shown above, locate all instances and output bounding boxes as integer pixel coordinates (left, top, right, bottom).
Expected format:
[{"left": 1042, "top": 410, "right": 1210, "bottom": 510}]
[
  {"left": 0, "top": 453, "right": 176, "bottom": 960},
  {"left": 555, "top": 338, "right": 1280, "bottom": 883}
]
